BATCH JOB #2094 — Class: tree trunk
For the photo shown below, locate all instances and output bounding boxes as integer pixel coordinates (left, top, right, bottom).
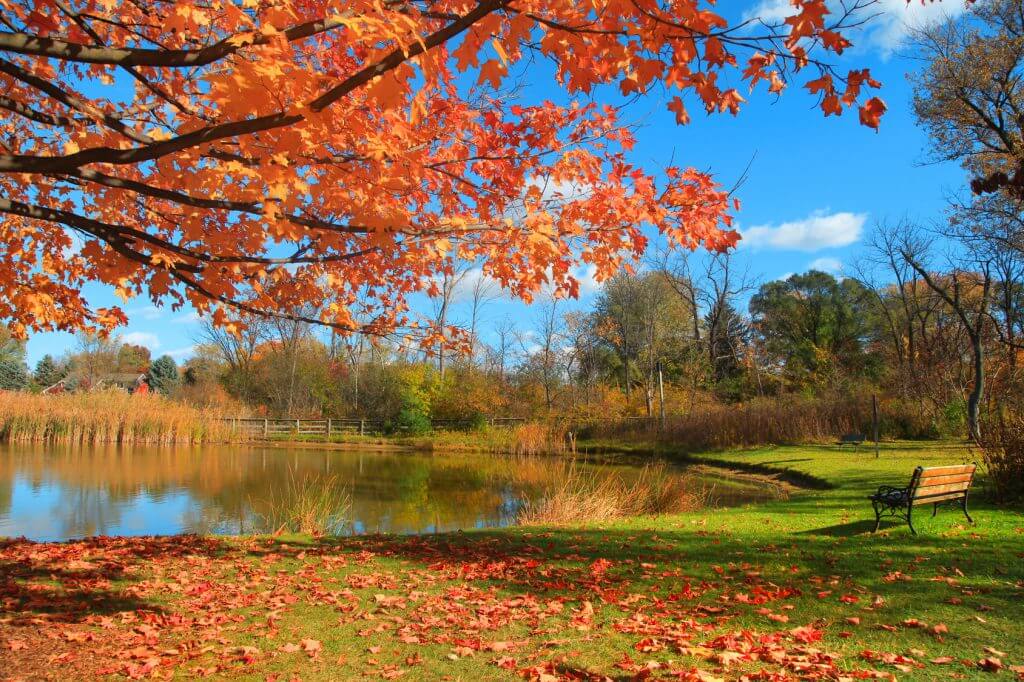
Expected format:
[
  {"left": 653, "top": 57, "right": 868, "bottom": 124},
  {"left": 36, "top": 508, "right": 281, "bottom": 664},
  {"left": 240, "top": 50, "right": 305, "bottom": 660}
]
[{"left": 967, "top": 335, "right": 984, "bottom": 442}]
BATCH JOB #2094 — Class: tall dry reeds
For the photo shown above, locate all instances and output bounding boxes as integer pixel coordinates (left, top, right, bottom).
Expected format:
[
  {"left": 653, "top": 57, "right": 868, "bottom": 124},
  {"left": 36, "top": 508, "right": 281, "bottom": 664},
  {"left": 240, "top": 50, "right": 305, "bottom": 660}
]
[
  {"left": 584, "top": 397, "right": 910, "bottom": 451},
  {"left": 0, "top": 389, "right": 231, "bottom": 444},
  {"left": 510, "top": 421, "right": 573, "bottom": 456},
  {"left": 517, "top": 461, "right": 708, "bottom": 525}
]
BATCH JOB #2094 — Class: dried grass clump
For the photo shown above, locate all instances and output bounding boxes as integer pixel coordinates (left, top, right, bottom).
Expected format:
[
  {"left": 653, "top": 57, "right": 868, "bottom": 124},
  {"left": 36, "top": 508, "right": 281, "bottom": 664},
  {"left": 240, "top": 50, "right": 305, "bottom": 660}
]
[
  {"left": 0, "top": 389, "right": 230, "bottom": 444},
  {"left": 253, "top": 469, "right": 351, "bottom": 536},
  {"left": 517, "top": 461, "right": 708, "bottom": 525},
  {"left": 511, "top": 421, "right": 573, "bottom": 456}
]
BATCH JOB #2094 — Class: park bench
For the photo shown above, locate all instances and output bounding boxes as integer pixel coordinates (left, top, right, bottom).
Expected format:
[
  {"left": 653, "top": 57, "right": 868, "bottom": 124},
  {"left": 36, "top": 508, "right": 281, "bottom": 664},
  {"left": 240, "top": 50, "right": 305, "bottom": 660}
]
[
  {"left": 869, "top": 464, "right": 976, "bottom": 534},
  {"left": 838, "top": 433, "right": 865, "bottom": 446}
]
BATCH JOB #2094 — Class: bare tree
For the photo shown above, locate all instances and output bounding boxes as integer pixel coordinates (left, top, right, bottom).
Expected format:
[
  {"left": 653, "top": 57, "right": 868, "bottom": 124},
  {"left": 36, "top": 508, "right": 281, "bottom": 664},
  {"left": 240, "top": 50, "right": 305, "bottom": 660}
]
[
  {"left": 467, "top": 270, "right": 500, "bottom": 363},
  {"left": 900, "top": 235, "right": 993, "bottom": 441}
]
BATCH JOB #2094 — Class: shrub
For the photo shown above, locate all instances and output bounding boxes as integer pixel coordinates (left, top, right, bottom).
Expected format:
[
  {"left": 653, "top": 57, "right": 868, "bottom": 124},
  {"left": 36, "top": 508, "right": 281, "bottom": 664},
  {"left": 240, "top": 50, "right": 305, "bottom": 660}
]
[
  {"left": 394, "top": 406, "right": 432, "bottom": 435},
  {"left": 977, "top": 412, "right": 1024, "bottom": 502}
]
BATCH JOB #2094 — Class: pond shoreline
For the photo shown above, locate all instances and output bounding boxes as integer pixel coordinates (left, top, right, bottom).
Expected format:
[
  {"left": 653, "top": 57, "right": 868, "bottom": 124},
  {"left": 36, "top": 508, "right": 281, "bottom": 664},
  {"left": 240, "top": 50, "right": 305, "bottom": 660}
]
[{"left": 254, "top": 435, "right": 816, "bottom": 495}]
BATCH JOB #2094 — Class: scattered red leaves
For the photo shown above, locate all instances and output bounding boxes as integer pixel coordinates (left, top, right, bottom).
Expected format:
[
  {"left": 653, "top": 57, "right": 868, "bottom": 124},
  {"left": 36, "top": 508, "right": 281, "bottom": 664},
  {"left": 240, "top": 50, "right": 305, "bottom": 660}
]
[{"left": 0, "top": 533, "right": 1018, "bottom": 681}]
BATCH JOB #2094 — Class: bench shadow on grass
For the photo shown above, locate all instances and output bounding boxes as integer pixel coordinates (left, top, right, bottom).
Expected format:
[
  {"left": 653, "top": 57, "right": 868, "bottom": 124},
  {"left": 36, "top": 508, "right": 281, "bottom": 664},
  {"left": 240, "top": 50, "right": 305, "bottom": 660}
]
[{"left": 795, "top": 518, "right": 881, "bottom": 536}]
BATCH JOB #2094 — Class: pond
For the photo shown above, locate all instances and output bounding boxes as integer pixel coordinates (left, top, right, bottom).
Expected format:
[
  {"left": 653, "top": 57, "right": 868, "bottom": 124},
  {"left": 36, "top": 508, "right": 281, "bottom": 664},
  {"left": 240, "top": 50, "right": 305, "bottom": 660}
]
[{"left": 0, "top": 444, "right": 774, "bottom": 541}]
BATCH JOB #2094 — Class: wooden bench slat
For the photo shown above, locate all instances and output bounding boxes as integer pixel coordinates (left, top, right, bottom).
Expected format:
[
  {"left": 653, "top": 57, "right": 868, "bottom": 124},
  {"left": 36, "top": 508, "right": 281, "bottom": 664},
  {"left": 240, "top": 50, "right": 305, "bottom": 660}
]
[
  {"left": 912, "top": 482, "right": 972, "bottom": 498},
  {"left": 915, "top": 472, "right": 974, "bottom": 486},
  {"left": 917, "top": 464, "right": 976, "bottom": 477},
  {"left": 912, "top": 492, "right": 972, "bottom": 505}
]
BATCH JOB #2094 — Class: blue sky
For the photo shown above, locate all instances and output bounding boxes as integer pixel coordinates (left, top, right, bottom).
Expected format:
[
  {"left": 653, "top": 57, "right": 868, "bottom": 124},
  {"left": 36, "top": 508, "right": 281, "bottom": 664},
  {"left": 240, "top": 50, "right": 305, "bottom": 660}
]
[{"left": 22, "top": 0, "right": 972, "bottom": 366}]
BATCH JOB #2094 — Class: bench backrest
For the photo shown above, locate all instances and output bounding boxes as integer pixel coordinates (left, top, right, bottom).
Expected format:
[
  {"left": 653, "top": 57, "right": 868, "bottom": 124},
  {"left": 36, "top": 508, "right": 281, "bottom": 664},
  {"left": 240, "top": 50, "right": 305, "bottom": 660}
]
[{"left": 908, "top": 464, "right": 976, "bottom": 505}]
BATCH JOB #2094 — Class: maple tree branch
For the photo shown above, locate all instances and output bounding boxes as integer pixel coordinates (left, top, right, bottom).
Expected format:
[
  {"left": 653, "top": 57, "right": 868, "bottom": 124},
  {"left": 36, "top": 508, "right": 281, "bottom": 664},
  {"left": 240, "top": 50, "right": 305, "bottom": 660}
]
[
  {"left": 0, "top": 57, "right": 155, "bottom": 145},
  {"left": 0, "top": 17, "right": 351, "bottom": 67},
  {"left": 51, "top": 169, "right": 370, "bottom": 235},
  {"left": 0, "top": 0, "right": 509, "bottom": 174},
  {"left": 0, "top": 196, "right": 377, "bottom": 267},
  {"left": 51, "top": 0, "right": 203, "bottom": 120},
  {"left": 0, "top": 94, "right": 74, "bottom": 126},
  {"left": 308, "top": 0, "right": 509, "bottom": 111},
  {"left": 171, "top": 270, "right": 371, "bottom": 335}
]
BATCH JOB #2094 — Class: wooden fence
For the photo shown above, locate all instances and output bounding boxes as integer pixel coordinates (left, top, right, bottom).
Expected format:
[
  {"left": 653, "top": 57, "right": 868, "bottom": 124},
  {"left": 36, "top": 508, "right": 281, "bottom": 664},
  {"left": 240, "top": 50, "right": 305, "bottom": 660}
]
[{"left": 222, "top": 416, "right": 526, "bottom": 438}]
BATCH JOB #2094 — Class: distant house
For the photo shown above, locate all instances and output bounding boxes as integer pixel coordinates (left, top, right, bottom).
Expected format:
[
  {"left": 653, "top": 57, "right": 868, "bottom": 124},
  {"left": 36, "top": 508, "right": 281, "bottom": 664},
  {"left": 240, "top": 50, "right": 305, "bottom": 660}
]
[
  {"left": 40, "top": 373, "right": 150, "bottom": 395},
  {"left": 100, "top": 373, "right": 150, "bottom": 394},
  {"left": 41, "top": 379, "right": 67, "bottom": 395}
]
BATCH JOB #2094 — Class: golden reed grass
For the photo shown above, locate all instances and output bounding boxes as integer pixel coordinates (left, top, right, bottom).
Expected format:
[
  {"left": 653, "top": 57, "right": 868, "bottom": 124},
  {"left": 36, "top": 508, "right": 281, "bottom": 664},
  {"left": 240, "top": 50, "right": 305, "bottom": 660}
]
[
  {"left": 0, "top": 389, "right": 232, "bottom": 445},
  {"left": 517, "top": 461, "right": 708, "bottom": 525},
  {"left": 586, "top": 397, "right": 902, "bottom": 451}
]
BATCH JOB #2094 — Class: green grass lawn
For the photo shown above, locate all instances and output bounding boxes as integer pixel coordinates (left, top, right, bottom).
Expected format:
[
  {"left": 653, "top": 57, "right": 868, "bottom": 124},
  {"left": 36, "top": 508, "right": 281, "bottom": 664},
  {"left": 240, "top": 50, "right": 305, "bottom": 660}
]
[{"left": 2, "top": 442, "right": 1022, "bottom": 681}]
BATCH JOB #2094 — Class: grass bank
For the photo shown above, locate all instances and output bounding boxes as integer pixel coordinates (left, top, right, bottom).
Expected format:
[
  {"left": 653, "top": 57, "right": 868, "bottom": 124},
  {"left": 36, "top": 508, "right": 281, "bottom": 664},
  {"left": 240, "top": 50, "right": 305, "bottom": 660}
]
[{"left": 1, "top": 442, "right": 1022, "bottom": 681}]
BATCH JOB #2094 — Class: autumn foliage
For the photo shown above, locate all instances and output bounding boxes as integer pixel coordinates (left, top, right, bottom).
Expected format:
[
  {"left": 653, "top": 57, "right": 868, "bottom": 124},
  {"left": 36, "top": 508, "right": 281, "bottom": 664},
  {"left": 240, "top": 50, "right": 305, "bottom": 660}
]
[{"left": 0, "top": 0, "right": 889, "bottom": 343}]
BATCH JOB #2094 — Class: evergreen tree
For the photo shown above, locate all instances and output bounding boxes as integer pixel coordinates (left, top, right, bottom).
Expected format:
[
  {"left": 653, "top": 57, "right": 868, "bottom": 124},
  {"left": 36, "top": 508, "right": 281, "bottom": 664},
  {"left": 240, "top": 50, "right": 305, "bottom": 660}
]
[
  {"left": 33, "top": 354, "right": 65, "bottom": 387},
  {"left": 0, "top": 357, "right": 28, "bottom": 390},
  {"left": 147, "top": 355, "right": 179, "bottom": 394},
  {"left": 0, "top": 327, "right": 29, "bottom": 391}
]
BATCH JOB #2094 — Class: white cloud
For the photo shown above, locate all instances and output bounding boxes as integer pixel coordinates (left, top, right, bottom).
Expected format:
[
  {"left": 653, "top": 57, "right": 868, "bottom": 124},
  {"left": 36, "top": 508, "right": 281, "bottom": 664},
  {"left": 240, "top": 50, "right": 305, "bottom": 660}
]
[
  {"left": 120, "top": 331, "right": 160, "bottom": 350},
  {"left": 127, "top": 305, "right": 162, "bottom": 321},
  {"left": 740, "top": 211, "right": 866, "bottom": 252},
  {"left": 743, "top": 0, "right": 969, "bottom": 54},
  {"left": 808, "top": 257, "right": 843, "bottom": 274},
  {"left": 165, "top": 345, "right": 196, "bottom": 360}
]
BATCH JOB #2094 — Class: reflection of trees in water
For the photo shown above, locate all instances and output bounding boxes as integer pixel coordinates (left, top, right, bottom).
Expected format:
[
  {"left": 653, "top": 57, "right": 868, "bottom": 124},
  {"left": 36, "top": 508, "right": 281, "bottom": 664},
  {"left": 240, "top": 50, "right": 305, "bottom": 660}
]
[
  {"left": 53, "top": 485, "right": 122, "bottom": 538},
  {"left": 0, "top": 444, "right": 735, "bottom": 540}
]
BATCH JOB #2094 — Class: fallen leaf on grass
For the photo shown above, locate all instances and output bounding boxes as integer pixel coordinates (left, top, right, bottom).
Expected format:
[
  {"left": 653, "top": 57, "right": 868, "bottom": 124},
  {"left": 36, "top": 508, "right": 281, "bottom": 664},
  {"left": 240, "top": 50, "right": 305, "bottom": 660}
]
[
  {"left": 978, "top": 657, "right": 1003, "bottom": 672},
  {"left": 300, "top": 639, "right": 321, "bottom": 658}
]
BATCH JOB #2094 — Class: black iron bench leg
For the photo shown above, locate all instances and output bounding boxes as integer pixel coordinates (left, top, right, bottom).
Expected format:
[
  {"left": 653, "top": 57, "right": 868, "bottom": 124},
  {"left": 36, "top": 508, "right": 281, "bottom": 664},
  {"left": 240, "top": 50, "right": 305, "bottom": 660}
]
[
  {"left": 932, "top": 503, "right": 938, "bottom": 518},
  {"left": 907, "top": 505, "right": 916, "bottom": 535},
  {"left": 962, "top": 494, "right": 974, "bottom": 525},
  {"left": 871, "top": 500, "right": 882, "bottom": 532}
]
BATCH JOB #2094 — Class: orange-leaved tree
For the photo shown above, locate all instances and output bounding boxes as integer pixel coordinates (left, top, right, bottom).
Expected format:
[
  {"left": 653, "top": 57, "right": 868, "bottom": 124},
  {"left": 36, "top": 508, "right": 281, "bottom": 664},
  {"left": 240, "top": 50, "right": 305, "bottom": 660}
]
[{"left": 0, "top": 0, "right": 895, "bottom": 344}]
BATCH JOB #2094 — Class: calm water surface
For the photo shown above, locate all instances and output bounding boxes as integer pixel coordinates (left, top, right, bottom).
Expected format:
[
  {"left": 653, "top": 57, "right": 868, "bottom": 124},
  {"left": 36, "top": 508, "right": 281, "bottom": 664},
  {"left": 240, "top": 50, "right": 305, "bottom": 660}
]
[{"left": 0, "top": 444, "right": 771, "bottom": 541}]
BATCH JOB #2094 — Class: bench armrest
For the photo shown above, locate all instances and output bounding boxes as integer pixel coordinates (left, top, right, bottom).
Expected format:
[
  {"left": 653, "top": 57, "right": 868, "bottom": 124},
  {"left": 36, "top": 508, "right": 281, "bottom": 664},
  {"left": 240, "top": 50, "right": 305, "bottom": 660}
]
[{"left": 870, "top": 485, "right": 910, "bottom": 506}]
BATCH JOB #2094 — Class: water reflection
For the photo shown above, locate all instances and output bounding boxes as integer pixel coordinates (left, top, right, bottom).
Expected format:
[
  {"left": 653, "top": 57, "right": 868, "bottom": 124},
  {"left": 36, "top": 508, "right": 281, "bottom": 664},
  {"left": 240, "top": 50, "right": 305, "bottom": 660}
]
[{"left": 0, "top": 444, "right": 769, "bottom": 541}]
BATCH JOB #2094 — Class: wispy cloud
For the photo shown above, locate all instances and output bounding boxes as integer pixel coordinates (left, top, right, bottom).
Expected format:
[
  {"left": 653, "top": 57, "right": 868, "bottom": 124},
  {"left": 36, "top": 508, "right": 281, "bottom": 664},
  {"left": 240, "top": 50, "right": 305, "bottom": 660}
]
[
  {"left": 740, "top": 211, "right": 866, "bottom": 252},
  {"left": 165, "top": 345, "right": 196, "bottom": 360},
  {"left": 742, "top": 0, "right": 969, "bottom": 55}
]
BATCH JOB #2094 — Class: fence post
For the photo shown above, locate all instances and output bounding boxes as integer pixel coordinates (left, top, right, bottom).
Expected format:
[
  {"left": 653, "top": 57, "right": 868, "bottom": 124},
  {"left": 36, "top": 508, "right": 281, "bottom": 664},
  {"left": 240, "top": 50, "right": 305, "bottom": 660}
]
[
  {"left": 359, "top": 419, "right": 365, "bottom": 436},
  {"left": 327, "top": 418, "right": 332, "bottom": 437},
  {"left": 263, "top": 418, "right": 268, "bottom": 437},
  {"left": 295, "top": 419, "right": 300, "bottom": 434}
]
